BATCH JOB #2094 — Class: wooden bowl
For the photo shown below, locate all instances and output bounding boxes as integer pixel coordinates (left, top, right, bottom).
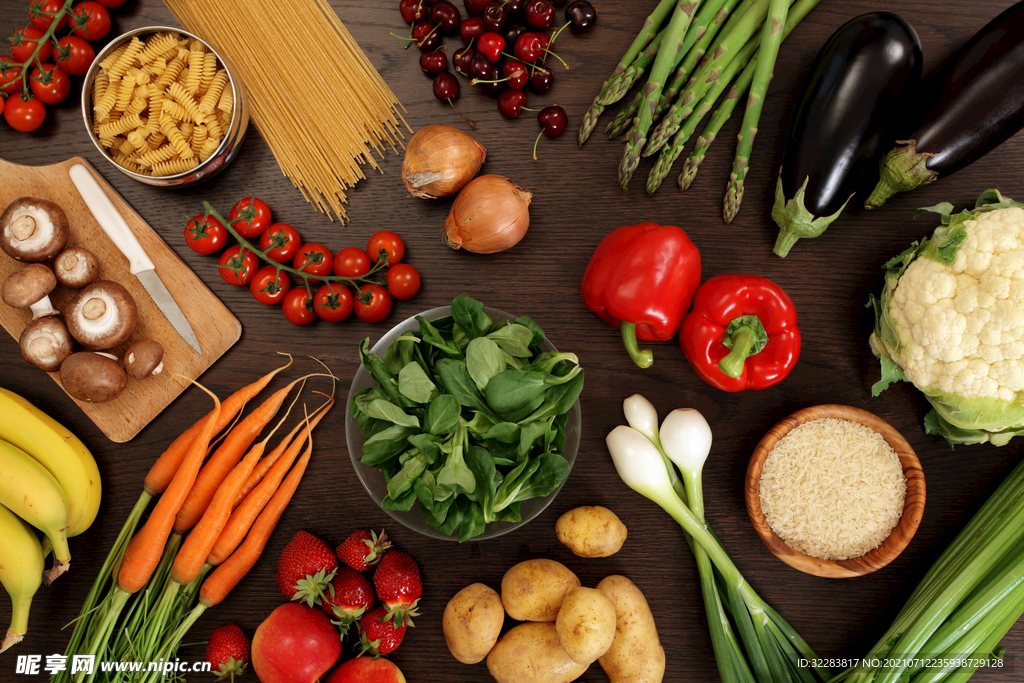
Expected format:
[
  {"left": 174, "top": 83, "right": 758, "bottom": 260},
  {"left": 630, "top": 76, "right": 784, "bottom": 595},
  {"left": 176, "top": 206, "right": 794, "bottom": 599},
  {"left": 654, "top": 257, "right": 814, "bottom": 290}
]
[{"left": 745, "top": 404, "right": 925, "bottom": 579}]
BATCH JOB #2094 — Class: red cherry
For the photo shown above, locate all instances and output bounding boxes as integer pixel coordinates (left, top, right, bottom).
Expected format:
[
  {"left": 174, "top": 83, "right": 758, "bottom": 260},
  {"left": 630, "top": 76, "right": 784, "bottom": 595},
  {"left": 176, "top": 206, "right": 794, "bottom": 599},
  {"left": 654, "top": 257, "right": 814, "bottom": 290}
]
[
  {"left": 503, "top": 22, "right": 528, "bottom": 44},
  {"left": 524, "top": 0, "right": 555, "bottom": 28},
  {"left": 565, "top": 0, "right": 597, "bottom": 34},
  {"left": 529, "top": 66, "right": 554, "bottom": 93},
  {"left": 477, "top": 32, "right": 505, "bottom": 61},
  {"left": 430, "top": 0, "right": 462, "bottom": 34},
  {"left": 514, "top": 32, "right": 544, "bottom": 62},
  {"left": 399, "top": 0, "right": 428, "bottom": 23},
  {"left": 433, "top": 72, "right": 460, "bottom": 101},
  {"left": 420, "top": 50, "right": 448, "bottom": 74},
  {"left": 497, "top": 89, "right": 527, "bottom": 118},
  {"left": 482, "top": 2, "right": 507, "bottom": 32},
  {"left": 502, "top": 60, "right": 529, "bottom": 89},
  {"left": 467, "top": 52, "right": 492, "bottom": 79},
  {"left": 504, "top": 0, "right": 524, "bottom": 12},
  {"left": 464, "top": 0, "right": 490, "bottom": 16},
  {"left": 453, "top": 46, "right": 477, "bottom": 75},
  {"left": 480, "top": 64, "right": 504, "bottom": 97},
  {"left": 411, "top": 21, "right": 442, "bottom": 50},
  {"left": 533, "top": 104, "right": 568, "bottom": 159},
  {"left": 459, "top": 16, "right": 485, "bottom": 43}
]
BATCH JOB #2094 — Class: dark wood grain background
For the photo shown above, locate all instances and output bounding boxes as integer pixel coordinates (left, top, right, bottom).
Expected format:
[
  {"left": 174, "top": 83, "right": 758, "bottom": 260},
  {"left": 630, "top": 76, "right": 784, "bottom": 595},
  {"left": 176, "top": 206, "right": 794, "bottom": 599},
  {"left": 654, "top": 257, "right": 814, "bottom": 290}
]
[{"left": 1, "top": 0, "right": 1022, "bottom": 681}]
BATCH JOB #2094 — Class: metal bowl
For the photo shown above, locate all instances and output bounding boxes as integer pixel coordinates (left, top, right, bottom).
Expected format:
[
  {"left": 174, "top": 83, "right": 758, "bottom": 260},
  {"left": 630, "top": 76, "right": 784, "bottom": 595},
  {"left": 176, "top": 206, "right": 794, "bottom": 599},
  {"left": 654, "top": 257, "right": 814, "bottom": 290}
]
[
  {"left": 346, "top": 305, "right": 582, "bottom": 542},
  {"left": 81, "top": 25, "right": 249, "bottom": 187}
]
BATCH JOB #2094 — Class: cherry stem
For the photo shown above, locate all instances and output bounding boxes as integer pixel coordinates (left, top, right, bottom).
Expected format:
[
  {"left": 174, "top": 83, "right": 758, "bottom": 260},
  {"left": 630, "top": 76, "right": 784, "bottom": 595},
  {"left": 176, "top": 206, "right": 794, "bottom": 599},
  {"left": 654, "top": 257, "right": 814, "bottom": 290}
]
[
  {"left": 447, "top": 98, "right": 476, "bottom": 128},
  {"left": 470, "top": 70, "right": 523, "bottom": 85},
  {"left": 532, "top": 128, "right": 545, "bottom": 161},
  {"left": 549, "top": 21, "right": 571, "bottom": 47},
  {"left": 544, "top": 48, "right": 569, "bottom": 70}
]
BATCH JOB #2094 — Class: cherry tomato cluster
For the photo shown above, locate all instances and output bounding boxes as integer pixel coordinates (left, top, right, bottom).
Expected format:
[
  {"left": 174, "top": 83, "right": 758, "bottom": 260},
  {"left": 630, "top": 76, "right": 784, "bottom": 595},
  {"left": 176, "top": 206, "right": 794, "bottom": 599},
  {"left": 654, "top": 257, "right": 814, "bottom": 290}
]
[
  {"left": 397, "top": 0, "right": 593, "bottom": 148},
  {"left": 2, "top": 0, "right": 122, "bottom": 132},
  {"left": 184, "top": 197, "right": 422, "bottom": 327}
]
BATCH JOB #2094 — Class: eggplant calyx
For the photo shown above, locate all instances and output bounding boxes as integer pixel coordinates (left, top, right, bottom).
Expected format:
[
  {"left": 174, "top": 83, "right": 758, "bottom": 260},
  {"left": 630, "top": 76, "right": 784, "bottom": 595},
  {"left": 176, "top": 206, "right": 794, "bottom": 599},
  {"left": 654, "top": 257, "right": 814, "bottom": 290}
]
[
  {"left": 865, "top": 140, "right": 938, "bottom": 209},
  {"left": 770, "top": 175, "right": 850, "bottom": 258}
]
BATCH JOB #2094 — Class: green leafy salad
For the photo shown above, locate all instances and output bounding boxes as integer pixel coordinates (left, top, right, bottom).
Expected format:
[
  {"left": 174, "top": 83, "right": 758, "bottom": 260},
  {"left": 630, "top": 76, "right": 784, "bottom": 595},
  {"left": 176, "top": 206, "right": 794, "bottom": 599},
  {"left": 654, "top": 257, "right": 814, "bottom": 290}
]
[{"left": 351, "top": 295, "right": 584, "bottom": 541}]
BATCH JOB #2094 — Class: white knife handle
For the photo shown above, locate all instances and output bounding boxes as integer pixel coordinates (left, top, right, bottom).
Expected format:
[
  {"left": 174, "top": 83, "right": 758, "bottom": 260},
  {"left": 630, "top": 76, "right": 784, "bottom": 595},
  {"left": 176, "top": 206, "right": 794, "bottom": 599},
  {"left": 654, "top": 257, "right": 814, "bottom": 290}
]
[{"left": 69, "top": 164, "right": 154, "bottom": 274}]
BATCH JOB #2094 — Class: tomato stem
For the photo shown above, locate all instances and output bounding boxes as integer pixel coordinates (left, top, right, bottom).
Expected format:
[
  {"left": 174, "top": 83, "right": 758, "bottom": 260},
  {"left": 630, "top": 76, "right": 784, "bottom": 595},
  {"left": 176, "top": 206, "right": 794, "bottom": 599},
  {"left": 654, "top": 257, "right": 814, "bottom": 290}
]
[
  {"left": 14, "top": 0, "right": 74, "bottom": 95},
  {"left": 201, "top": 202, "right": 388, "bottom": 296}
]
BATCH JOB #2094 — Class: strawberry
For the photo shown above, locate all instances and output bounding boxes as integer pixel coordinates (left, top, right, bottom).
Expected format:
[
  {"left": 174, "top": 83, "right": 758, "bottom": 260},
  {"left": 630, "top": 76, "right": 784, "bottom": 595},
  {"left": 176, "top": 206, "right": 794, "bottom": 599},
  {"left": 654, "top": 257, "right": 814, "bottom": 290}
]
[
  {"left": 372, "top": 550, "right": 421, "bottom": 628},
  {"left": 322, "top": 566, "right": 376, "bottom": 636},
  {"left": 276, "top": 530, "right": 338, "bottom": 607},
  {"left": 205, "top": 624, "right": 250, "bottom": 682},
  {"left": 358, "top": 606, "right": 406, "bottom": 657},
  {"left": 336, "top": 529, "right": 391, "bottom": 572}
]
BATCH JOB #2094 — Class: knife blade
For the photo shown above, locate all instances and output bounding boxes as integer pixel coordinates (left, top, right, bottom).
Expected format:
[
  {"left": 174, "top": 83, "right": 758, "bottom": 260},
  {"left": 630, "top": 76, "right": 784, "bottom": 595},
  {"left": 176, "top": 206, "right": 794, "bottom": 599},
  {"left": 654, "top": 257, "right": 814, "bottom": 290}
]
[{"left": 68, "top": 164, "right": 202, "bottom": 355}]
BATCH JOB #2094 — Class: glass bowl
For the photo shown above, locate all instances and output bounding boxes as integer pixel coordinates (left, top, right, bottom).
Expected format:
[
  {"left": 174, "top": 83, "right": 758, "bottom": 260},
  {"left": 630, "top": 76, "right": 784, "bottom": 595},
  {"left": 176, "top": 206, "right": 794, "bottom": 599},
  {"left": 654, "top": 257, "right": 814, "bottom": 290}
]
[{"left": 345, "top": 305, "right": 581, "bottom": 542}]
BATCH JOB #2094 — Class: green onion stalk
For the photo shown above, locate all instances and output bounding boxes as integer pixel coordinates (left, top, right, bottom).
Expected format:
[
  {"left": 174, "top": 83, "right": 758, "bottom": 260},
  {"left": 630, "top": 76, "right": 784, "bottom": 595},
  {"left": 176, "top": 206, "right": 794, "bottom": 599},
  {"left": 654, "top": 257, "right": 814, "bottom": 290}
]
[{"left": 610, "top": 396, "right": 830, "bottom": 683}]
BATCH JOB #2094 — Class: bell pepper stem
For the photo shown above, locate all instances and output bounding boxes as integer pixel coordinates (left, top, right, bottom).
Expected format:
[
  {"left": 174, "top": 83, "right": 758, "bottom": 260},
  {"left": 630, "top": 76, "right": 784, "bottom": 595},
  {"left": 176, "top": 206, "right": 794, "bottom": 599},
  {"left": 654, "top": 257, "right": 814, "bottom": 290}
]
[
  {"left": 621, "top": 322, "right": 654, "bottom": 368},
  {"left": 719, "top": 326, "right": 756, "bottom": 378}
]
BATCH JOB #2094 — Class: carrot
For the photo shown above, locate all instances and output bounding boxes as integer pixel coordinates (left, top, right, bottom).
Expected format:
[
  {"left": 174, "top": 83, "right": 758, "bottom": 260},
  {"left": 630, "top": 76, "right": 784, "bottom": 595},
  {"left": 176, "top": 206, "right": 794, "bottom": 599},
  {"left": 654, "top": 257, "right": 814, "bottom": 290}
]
[
  {"left": 143, "top": 355, "right": 292, "bottom": 496},
  {"left": 119, "top": 388, "right": 221, "bottom": 594},
  {"left": 234, "top": 397, "right": 333, "bottom": 507},
  {"left": 209, "top": 400, "right": 332, "bottom": 566},
  {"left": 172, "top": 374, "right": 315, "bottom": 535},
  {"left": 200, "top": 429, "right": 314, "bottom": 608}
]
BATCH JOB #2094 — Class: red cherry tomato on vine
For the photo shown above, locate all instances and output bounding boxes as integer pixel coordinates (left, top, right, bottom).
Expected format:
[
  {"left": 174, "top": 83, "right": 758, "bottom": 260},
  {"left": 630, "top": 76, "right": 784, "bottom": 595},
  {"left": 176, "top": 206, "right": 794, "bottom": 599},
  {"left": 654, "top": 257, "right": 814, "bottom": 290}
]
[
  {"left": 10, "top": 25, "right": 52, "bottom": 64},
  {"left": 293, "top": 243, "right": 333, "bottom": 282},
  {"left": 0, "top": 57, "right": 23, "bottom": 96},
  {"left": 282, "top": 288, "right": 317, "bottom": 326},
  {"left": 29, "top": 0, "right": 68, "bottom": 31},
  {"left": 29, "top": 65, "right": 70, "bottom": 105},
  {"left": 4, "top": 94, "right": 45, "bottom": 132},
  {"left": 250, "top": 266, "right": 290, "bottom": 305},
  {"left": 93, "top": 0, "right": 127, "bottom": 7},
  {"left": 313, "top": 283, "right": 353, "bottom": 322},
  {"left": 229, "top": 197, "right": 272, "bottom": 239},
  {"left": 259, "top": 223, "right": 301, "bottom": 263},
  {"left": 184, "top": 214, "right": 228, "bottom": 255},
  {"left": 354, "top": 284, "right": 392, "bottom": 323},
  {"left": 333, "top": 246, "right": 371, "bottom": 278},
  {"left": 53, "top": 36, "right": 95, "bottom": 76},
  {"left": 366, "top": 230, "right": 405, "bottom": 265},
  {"left": 70, "top": 2, "right": 111, "bottom": 41},
  {"left": 218, "top": 246, "right": 259, "bottom": 286},
  {"left": 386, "top": 263, "right": 422, "bottom": 300}
]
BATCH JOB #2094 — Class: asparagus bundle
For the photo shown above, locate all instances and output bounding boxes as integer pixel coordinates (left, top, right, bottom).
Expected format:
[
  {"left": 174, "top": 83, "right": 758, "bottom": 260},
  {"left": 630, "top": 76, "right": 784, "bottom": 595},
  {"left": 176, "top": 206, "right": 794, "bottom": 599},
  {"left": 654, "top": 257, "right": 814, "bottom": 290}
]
[{"left": 580, "top": 0, "right": 823, "bottom": 220}]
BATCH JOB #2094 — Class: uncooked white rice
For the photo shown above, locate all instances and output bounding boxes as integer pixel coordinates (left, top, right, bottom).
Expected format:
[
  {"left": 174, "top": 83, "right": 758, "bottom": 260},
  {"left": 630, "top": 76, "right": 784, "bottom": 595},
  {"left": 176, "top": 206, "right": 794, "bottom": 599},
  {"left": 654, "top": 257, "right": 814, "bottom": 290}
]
[{"left": 758, "top": 417, "right": 906, "bottom": 561}]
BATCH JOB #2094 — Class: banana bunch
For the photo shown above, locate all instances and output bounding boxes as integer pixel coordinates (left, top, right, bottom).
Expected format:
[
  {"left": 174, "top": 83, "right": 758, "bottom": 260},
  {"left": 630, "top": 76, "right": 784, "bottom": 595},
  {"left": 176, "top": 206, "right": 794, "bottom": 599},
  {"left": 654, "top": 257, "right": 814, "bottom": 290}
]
[{"left": 0, "top": 387, "right": 101, "bottom": 653}]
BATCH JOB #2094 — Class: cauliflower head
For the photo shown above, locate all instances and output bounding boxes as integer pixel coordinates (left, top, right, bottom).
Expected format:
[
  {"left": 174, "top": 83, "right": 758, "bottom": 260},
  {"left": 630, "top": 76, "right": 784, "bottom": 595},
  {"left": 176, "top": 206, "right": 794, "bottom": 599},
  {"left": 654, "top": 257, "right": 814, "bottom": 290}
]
[{"left": 870, "top": 190, "right": 1024, "bottom": 446}]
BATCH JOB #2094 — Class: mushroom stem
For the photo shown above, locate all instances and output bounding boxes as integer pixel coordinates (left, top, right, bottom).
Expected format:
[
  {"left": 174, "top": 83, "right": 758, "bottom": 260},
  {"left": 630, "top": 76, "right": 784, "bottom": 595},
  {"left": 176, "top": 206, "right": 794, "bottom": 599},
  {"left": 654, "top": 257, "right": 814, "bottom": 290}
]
[{"left": 28, "top": 297, "right": 58, "bottom": 320}]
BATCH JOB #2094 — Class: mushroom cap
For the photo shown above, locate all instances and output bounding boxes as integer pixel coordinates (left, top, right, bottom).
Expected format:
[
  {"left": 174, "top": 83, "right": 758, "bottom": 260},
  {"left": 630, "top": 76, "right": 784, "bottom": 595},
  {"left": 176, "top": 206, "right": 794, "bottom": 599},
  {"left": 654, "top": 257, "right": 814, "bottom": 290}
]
[
  {"left": 60, "top": 352, "right": 127, "bottom": 403},
  {"left": 2, "top": 264, "right": 57, "bottom": 308},
  {"left": 19, "top": 317, "right": 74, "bottom": 372},
  {"left": 54, "top": 247, "right": 100, "bottom": 288},
  {"left": 0, "top": 197, "right": 70, "bottom": 262},
  {"left": 123, "top": 339, "right": 164, "bottom": 379},
  {"left": 65, "top": 280, "right": 138, "bottom": 349}
]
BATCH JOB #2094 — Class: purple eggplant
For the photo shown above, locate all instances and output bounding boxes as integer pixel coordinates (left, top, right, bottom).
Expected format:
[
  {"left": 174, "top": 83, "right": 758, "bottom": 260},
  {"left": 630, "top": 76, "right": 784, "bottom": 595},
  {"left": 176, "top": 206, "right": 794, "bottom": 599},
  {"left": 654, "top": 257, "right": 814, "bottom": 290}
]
[
  {"left": 772, "top": 12, "right": 922, "bottom": 257},
  {"left": 866, "top": 1, "right": 1024, "bottom": 208}
]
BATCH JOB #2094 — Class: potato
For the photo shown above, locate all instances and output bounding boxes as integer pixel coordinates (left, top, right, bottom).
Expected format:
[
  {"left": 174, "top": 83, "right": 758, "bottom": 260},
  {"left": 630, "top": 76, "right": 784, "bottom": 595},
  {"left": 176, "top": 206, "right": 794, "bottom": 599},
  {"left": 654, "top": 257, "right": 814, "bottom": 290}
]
[
  {"left": 486, "top": 622, "right": 590, "bottom": 683},
  {"left": 596, "top": 575, "right": 665, "bottom": 683},
  {"left": 555, "top": 506, "right": 627, "bottom": 558},
  {"left": 443, "top": 583, "right": 505, "bottom": 664},
  {"left": 555, "top": 587, "right": 617, "bottom": 665},
  {"left": 502, "top": 559, "right": 581, "bottom": 622}
]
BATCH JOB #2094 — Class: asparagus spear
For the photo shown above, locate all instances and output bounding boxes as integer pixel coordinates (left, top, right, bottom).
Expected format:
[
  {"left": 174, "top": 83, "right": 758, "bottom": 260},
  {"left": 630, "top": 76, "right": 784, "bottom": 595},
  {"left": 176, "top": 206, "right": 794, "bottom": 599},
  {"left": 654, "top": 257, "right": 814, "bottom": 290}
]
[
  {"left": 642, "top": 0, "right": 773, "bottom": 161},
  {"left": 723, "top": 0, "right": 789, "bottom": 223},
  {"left": 594, "top": 0, "right": 679, "bottom": 106},
  {"left": 578, "top": 0, "right": 676, "bottom": 146},
  {"left": 645, "top": 0, "right": 752, "bottom": 150},
  {"left": 608, "top": 0, "right": 744, "bottom": 141},
  {"left": 676, "top": 0, "right": 820, "bottom": 191},
  {"left": 619, "top": 1, "right": 703, "bottom": 190},
  {"left": 646, "top": 35, "right": 757, "bottom": 193}
]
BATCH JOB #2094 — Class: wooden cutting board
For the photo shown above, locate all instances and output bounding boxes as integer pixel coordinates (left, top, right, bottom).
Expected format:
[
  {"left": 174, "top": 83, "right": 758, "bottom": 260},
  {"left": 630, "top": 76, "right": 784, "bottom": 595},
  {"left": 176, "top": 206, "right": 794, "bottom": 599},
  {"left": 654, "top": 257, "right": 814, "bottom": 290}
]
[{"left": 0, "top": 157, "right": 241, "bottom": 442}]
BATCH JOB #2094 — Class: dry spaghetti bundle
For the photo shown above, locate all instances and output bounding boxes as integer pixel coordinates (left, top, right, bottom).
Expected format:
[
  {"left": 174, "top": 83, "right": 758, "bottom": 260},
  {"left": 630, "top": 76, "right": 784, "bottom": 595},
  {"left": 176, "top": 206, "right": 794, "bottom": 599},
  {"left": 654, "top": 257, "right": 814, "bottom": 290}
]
[{"left": 161, "top": 0, "right": 407, "bottom": 220}]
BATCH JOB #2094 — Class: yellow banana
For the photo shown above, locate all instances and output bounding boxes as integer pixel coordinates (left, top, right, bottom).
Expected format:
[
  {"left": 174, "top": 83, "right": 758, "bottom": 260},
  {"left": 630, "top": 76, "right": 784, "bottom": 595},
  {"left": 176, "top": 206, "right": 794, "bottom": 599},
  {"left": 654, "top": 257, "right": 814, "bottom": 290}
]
[
  {"left": 0, "top": 387, "right": 101, "bottom": 537},
  {"left": 0, "top": 502, "right": 44, "bottom": 653},
  {"left": 0, "top": 439, "right": 71, "bottom": 583}
]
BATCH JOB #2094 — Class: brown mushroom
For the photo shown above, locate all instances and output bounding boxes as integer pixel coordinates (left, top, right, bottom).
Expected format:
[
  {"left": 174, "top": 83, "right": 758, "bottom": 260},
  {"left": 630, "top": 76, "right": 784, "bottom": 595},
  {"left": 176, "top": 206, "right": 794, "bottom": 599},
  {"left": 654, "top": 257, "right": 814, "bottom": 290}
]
[
  {"left": 123, "top": 339, "right": 164, "bottom": 379},
  {"left": 0, "top": 197, "right": 69, "bottom": 262},
  {"left": 54, "top": 247, "right": 100, "bottom": 288},
  {"left": 2, "top": 264, "right": 59, "bottom": 319},
  {"left": 19, "top": 317, "right": 74, "bottom": 371},
  {"left": 64, "top": 280, "right": 137, "bottom": 349},
  {"left": 60, "top": 352, "right": 126, "bottom": 403}
]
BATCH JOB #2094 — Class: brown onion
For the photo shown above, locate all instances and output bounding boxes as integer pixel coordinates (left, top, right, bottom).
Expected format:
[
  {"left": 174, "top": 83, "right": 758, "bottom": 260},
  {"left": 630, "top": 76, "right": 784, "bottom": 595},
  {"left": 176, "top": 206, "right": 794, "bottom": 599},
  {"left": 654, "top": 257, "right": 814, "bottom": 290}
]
[
  {"left": 444, "top": 175, "right": 532, "bottom": 253},
  {"left": 403, "top": 125, "right": 487, "bottom": 199}
]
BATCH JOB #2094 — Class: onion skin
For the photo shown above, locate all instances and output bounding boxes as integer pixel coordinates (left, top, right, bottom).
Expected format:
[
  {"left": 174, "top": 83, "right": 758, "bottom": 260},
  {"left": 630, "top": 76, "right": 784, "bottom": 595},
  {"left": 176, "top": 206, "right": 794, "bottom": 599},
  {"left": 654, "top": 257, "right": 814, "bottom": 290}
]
[
  {"left": 403, "top": 125, "right": 487, "bottom": 199},
  {"left": 444, "top": 175, "right": 532, "bottom": 254}
]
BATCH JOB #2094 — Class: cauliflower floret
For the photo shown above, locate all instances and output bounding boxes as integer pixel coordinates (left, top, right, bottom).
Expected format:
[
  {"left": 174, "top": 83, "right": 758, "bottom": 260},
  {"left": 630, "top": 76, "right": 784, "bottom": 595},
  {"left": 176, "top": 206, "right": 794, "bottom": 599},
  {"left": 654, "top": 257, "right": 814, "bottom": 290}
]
[{"left": 890, "top": 207, "right": 1024, "bottom": 402}]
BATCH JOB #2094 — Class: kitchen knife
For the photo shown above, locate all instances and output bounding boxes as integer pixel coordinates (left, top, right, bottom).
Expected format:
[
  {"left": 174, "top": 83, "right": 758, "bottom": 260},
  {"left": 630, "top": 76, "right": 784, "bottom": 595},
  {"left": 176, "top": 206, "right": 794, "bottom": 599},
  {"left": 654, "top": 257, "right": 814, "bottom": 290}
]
[{"left": 69, "top": 164, "right": 202, "bottom": 355}]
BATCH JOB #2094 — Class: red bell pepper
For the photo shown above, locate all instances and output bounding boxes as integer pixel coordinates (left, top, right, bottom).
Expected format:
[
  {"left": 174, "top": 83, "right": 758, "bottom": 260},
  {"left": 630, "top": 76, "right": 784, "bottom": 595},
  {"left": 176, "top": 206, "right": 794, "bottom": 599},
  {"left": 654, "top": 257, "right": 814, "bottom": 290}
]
[
  {"left": 581, "top": 222, "right": 701, "bottom": 368},
  {"left": 681, "top": 274, "right": 800, "bottom": 391}
]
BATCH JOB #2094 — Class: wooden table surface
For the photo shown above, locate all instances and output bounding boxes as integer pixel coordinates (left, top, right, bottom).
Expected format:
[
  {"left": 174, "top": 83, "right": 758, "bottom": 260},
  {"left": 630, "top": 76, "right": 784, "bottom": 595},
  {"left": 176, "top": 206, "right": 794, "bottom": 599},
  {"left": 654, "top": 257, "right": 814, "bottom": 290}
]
[{"left": 1, "top": 1, "right": 1022, "bottom": 681}]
